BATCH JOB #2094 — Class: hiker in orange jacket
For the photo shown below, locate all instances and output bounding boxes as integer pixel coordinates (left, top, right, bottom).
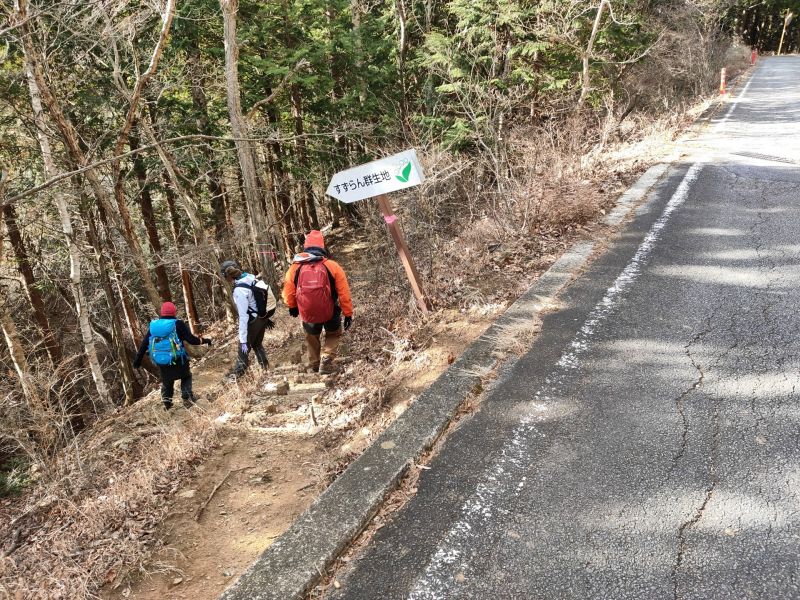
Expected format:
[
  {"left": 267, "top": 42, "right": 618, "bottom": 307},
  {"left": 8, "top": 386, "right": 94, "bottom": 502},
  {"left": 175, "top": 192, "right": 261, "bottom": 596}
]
[{"left": 282, "top": 230, "right": 353, "bottom": 374}]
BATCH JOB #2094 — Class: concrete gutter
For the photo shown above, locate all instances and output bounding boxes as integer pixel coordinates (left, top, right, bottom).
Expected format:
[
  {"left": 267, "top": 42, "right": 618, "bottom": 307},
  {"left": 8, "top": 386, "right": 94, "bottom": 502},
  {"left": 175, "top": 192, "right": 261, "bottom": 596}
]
[{"left": 219, "top": 162, "right": 669, "bottom": 600}]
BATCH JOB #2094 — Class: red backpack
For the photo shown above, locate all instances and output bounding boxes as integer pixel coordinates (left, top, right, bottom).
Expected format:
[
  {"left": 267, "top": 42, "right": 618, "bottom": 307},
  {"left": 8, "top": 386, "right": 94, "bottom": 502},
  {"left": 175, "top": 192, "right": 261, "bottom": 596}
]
[{"left": 295, "top": 261, "right": 335, "bottom": 324}]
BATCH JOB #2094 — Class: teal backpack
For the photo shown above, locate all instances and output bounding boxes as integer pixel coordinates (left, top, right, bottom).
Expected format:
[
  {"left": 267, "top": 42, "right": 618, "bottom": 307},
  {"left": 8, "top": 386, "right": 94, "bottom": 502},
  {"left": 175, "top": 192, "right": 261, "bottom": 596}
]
[{"left": 148, "top": 319, "right": 187, "bottom": 366}]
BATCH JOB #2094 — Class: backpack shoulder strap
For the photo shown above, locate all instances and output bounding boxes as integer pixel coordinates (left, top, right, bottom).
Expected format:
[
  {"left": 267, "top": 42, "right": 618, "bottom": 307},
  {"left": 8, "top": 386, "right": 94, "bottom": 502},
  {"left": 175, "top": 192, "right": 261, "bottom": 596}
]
[
  {"left": 293, "top": 263, "right": 303, "bottom": 286},
  {"left": 325, "top": 264, "right": 337, "bottom": 302}
]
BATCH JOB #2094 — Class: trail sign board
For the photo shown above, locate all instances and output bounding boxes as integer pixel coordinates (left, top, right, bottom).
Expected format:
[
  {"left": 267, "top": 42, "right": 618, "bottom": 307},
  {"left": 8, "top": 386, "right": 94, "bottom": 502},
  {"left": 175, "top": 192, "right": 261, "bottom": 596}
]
[{"left": 325, "top": 149, "right": 425, "bottom": 203}]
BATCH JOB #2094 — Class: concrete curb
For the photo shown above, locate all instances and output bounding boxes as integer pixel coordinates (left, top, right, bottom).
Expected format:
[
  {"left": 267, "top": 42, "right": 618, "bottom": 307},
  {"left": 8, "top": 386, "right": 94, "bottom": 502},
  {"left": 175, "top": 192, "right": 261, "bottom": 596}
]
[{"left": 219, "top": 162, "right": 670, "bottom": 600}]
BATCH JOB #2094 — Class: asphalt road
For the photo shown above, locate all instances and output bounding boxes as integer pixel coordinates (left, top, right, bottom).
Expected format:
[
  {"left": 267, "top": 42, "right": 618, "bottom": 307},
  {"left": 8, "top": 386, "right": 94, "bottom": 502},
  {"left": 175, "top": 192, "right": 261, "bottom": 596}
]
[{"left": 328, "top": 56, "right": 800, "bottom": 600}]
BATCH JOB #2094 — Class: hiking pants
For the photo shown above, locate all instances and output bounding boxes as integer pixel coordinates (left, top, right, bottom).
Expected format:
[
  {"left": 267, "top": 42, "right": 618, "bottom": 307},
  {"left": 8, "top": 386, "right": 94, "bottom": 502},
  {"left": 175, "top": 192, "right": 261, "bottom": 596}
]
[
  {"left": 302, "top": 312, "right": 342, "bottom": 367},
  {"left": 159, "top": 361, "right": 193, "bottom": 404},
  {"left": 235, "top": 316, "right": 269, "bottom": 375}
]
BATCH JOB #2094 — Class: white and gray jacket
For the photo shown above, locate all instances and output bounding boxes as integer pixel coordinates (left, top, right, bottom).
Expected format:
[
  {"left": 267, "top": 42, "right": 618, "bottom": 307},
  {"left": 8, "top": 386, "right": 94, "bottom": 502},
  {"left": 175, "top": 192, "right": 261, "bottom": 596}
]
[{"left": 232, "top": 273, "right": 277, "bottom": 343}]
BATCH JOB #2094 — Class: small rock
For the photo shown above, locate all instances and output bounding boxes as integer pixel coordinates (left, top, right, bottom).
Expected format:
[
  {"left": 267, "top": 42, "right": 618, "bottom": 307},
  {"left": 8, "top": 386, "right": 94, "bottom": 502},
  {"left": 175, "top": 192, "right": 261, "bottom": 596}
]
[
  {"left": 248, "top": 473, "right": 273, "bottom": 485},
  {"left": 244, "top": 412, "right": 267, "bottom": 427},
  {"left": 276, "top": 381, "right": 290, "bottom": 396},
  {"left": 171, "top": 577, "right": 183, "bottom": 587},
  {"left": 263, "top": 402, "right": 278, "bottom": 415},
  {"left": 214, "top": 412, "right": 233, "bottom": 425},
  {"left": 222, "top": 569, "right": 233, "bottom": 577},
  {"left": 178, "top": 489, "right": 197, "bottom": 499},
  {"left": 112, "top": 436, "right": 135, "bottom": 450}
]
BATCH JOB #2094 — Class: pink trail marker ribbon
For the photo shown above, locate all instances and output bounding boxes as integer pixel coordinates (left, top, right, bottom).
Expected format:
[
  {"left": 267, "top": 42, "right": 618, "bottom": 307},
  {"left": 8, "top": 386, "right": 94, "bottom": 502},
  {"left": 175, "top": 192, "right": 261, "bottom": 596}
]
[{"left": 384, "top": 214, "right": 398, "bottom": 225}]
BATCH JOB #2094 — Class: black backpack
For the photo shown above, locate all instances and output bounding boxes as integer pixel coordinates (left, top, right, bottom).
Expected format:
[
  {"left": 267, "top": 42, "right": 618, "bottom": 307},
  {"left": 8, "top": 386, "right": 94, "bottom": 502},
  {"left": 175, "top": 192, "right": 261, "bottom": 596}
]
[{"left": 234, "top": 280, "right": 275, "bottom": 319}]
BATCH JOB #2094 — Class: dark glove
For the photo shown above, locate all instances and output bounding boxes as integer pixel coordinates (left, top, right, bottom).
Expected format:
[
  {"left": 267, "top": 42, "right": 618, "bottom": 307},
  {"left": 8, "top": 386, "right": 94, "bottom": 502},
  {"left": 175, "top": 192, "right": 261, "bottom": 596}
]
[
  {"left": 202, "top": 338, "right": 212, "bottom": 346},
  {"left": 240, "top": 342, "right": 249, "bottom": 354},
  {"left": 133, "top": 359, "right": 142, "bottom": 369},
  {"left": 265, "top": 318, "right": 276, "bottom": 330},
  {"left": 344, "top": 316, "right": 353, "bottom": 331},
  {"left": 289, "top": 307, "right": 299, "bottom": 318}
]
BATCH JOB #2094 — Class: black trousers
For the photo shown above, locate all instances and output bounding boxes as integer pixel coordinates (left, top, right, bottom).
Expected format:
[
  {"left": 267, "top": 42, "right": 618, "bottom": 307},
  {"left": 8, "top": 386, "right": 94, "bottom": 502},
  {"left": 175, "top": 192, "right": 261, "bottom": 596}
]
[
  {"left": 159, "top": 361, "right": 193, "bottom": 402},
  {"left": 234, "top": 316, "right": 269, "bottom": 375}
]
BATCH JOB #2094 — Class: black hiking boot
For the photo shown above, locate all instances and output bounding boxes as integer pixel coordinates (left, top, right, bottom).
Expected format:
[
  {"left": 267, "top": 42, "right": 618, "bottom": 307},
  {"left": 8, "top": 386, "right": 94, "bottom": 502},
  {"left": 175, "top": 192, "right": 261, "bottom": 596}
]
[
  {"left": 319, "top": 357, "right": 338, "bottom": 375},
  {"left": 182, "top": 394, "right": 197, "bottom": 408},
  {"left": 163, "top": 400, "right": 173, "bottom": 411}
]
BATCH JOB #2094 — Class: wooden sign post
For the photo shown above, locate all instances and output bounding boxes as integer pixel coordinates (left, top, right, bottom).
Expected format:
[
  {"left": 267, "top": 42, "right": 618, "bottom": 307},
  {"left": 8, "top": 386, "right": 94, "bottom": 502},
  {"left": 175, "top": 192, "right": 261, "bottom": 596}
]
[
  {"left": 376, "top": 194, "right": 431, "bottom": 312},
  {"left": 326, "top": 149, "right": 431, "bottom": 313}
]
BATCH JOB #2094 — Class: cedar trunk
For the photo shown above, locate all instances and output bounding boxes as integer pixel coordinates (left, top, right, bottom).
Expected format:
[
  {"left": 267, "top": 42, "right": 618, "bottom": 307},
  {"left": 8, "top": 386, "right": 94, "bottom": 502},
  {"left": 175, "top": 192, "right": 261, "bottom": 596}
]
[
  {"left": 130, "top": 128, "right": 172, "bottom": 301},
  {"left": 220, "top": 0, "right": 278, "bottom": 283},
  {"left": 2, "top": 203, "right": 62, "bottom": 364},
  {"left": 18, "top": 41, "right": 111, "bottom": 407}
]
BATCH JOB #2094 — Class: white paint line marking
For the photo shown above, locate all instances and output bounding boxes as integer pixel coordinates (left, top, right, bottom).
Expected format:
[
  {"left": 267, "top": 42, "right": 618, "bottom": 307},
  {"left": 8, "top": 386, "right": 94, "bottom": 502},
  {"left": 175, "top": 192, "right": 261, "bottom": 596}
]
[
  {"left": 405, "top": 162, "right": 702, "bottom": 600},
  {"left": 404, "top": 65, "right": 759, "bottom": 599},
  {"left": 713, "top": 68, "right": 756, "bottom": 132}
]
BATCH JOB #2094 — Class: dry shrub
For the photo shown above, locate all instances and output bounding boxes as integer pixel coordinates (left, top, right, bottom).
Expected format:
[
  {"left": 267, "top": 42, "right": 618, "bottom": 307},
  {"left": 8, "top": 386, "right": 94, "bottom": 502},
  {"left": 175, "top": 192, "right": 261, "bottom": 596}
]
[{"left": 0, "top": 403, "right": 218, "bottom": 599}]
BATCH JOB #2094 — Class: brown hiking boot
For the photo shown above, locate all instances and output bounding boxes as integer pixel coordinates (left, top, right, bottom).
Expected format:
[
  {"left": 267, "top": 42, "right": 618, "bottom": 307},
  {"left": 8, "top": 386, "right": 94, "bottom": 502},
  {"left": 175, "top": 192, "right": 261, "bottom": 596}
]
[{"left": 319, "top": 357, "right": 338, "bottom": 375}]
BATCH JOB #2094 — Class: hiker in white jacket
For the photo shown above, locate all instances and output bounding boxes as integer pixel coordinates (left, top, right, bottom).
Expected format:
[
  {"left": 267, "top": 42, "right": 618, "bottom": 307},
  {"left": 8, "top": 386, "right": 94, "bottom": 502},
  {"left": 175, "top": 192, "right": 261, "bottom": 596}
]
[{"left": 220, "top": 260, "right": 277, "bottom": 378}]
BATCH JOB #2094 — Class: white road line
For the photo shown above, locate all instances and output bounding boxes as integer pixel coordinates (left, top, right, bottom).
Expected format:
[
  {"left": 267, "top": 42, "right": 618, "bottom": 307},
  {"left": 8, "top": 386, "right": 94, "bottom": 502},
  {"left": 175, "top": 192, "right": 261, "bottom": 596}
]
[
  {"left": 713, "top": 67, "right": 757, "bottom": 132},
  {"left": 406, "top": 64, "right": 758, "bottom": 600},
  {"left": 406, "top": 162, "right": 702, "bottom": 599}
]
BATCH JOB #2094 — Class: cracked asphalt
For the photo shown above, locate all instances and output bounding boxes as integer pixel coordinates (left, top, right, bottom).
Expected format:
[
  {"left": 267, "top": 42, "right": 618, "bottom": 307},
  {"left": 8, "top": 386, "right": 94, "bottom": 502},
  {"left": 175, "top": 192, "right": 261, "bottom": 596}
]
[{"left": 328, "top": 57, "right": 800, "bottom": 600}]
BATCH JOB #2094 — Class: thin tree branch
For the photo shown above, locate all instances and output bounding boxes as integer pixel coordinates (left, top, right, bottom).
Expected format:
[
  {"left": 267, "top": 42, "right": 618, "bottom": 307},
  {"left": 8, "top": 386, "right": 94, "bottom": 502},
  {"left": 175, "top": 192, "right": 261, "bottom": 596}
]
[{"left": 1, "top": 133, "right": 283, "bottom": 208}]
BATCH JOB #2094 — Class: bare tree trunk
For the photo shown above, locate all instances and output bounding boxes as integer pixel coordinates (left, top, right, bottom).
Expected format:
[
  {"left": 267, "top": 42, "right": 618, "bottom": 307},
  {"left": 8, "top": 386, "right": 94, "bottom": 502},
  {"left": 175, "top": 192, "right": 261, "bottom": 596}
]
[
  {"left": 290, "top": 85, "right": 319, "bottom": 230},
  {"left": 139, "top": 114, "right": 232, "bottom": 276},
  {"left": 94, "top": 199, "right": 142, "bottom": 343},
  {"left": 14, "top": 0, "right": 162, "bottom": 311},
  {"left": 266, "top": 106, "right": 304, "bottom": 251},
  {"left": 141, "top": 105, "right": 237, "bottom": 326},
  {"left": 0, "top": 174, "right": 40, "bottom": 409},
  {"left": 186, "top": 35, "right": 231, "bottom": 242},
  {"left": 83, "top": 207, "right": 137, "bottom": 405},
  {"left": 220, "top": 0, "right": 277, "bottom": 282},
  {"left": 351, "top": 0, "right": 368, "bottom": 108},
  {"left": 109, "top": 0, "right": 176, "bottom": 300},
  {"left": 139, "top": 110, "right": 237, "bottom": 322},
  {"left": 0, "top": 297, "right": 39, "bottom": 409},
  {"left": 395, "top": 0, "right": 410, "bottom": 133},
  {"left": 163, "top": 177, "right": 201, "bottom": 333},
  {"left": 577, "top": 0, "right": 609, "bottom": 111},
  {"left": 130, "top": 127, "right": 172, "bottom": 301},
  {"left": 2, "top": 203, "right": 61, "bottom": 364},
  {"left": 19, "top": 56, "right": 111, "bottom": 408}
]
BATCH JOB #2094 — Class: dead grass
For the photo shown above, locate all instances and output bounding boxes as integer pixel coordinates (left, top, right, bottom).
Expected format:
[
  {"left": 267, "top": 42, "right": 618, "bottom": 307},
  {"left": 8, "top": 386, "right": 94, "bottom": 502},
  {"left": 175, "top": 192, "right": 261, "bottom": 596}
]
[{"left": 0, "top": 401, "right": 218, "bottom": 599}]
